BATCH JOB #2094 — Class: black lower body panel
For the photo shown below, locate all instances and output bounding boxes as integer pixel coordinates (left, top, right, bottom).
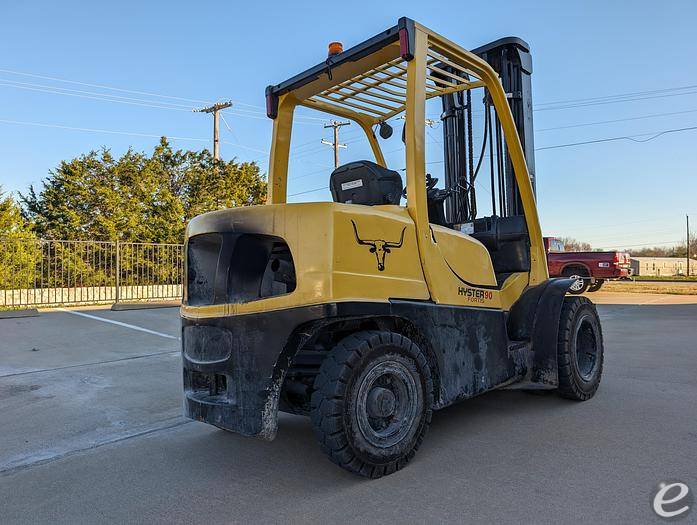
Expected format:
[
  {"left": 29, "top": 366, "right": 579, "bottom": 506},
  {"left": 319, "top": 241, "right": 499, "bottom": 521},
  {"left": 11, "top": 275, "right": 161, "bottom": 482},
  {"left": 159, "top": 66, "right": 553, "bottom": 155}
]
[
  {"left": 389, "top": 301, "right": 523, "bottom": 407},
  {"left": 182, "top": 304, "right": 336, "bottom": 440},
  {"left": 182, "top": 300, "right": 531, "bottom": 440}
]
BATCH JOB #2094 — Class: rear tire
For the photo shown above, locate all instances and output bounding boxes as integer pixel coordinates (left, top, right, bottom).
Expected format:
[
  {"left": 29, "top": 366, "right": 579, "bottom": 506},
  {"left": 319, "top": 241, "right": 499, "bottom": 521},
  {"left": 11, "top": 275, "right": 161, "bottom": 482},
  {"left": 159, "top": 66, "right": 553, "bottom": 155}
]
[
  {"left": 563, "top": 267, "right": 590, "bottom": 294},
  {"left": 587, "top": 279, "right": 604, "bottom": 292},
  {"left": 310, "top": 331, "right": 433, "bottom": 478},
  {"left": 556, "top": 296, "right": 603, "bottom": 401}
]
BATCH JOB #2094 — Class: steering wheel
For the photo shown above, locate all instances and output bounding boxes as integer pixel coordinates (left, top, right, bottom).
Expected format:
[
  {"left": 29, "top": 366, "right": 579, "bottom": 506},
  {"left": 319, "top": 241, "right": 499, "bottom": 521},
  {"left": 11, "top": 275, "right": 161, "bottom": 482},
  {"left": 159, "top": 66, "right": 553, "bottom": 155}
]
[{"left": 426, "top": 174, "right": 439, "bottom": 191}]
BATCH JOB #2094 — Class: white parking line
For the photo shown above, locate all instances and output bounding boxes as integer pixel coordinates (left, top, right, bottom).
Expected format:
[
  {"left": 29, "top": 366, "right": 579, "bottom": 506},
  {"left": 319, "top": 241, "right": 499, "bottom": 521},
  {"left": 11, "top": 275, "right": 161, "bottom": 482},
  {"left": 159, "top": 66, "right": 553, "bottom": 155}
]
[{"left": 58, "top": 308, "right": 180, "bottom": 340}]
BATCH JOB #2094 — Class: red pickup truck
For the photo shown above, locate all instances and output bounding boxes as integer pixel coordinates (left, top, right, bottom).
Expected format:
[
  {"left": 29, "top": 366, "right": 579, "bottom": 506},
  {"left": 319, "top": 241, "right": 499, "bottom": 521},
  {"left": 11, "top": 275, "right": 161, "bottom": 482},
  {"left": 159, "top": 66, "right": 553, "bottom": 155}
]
[{"left": 544, "top": 237, "right": 631, "bottom": 294}]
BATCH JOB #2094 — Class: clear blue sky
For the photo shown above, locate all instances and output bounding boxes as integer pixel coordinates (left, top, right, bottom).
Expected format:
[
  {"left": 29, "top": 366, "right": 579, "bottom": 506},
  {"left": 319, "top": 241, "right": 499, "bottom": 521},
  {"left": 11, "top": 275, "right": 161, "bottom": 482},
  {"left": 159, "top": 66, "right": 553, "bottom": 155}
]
[{"left": 2, "top": 0, "right": 696, "bottom": 249}]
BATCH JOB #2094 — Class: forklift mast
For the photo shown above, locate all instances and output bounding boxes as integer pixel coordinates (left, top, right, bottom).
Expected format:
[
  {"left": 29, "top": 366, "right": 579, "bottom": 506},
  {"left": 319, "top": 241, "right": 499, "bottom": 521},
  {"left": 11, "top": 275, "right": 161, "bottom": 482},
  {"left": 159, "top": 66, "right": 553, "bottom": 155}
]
[
  {"left": 474, "top": 37, "right": 536, "bottom": 213},
  {"left": 441, "top": 37, "right": 535, "bottom": 222}
]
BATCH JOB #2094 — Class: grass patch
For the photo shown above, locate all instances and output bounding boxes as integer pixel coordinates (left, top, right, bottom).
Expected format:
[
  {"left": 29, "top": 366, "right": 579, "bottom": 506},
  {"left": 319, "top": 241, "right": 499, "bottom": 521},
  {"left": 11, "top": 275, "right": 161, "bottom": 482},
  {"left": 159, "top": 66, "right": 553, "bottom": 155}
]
[
  {"left": 631, "top": 275, "right": 697, "bottom": 282},
  {"left": 603, "top": 280, "right": 697, "bottom": 295}
]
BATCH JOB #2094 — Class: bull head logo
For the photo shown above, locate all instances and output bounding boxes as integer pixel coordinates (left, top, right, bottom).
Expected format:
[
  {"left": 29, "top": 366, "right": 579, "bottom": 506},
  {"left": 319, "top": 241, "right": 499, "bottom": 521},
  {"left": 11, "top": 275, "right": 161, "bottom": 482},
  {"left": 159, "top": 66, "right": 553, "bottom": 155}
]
[{"left": 351, "top": 220, "right": 406, "bottom": 271}]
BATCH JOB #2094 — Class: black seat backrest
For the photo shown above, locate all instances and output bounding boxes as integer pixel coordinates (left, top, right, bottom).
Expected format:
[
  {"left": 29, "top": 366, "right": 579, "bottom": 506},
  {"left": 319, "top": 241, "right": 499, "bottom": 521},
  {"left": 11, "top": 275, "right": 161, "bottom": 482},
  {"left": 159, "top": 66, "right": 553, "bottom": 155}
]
[
  {"left": 330, "top": 160, "right": 403, "bottom": 206},
  {"left": 472, "top": 215, "right": 530, "bottom": 274}
]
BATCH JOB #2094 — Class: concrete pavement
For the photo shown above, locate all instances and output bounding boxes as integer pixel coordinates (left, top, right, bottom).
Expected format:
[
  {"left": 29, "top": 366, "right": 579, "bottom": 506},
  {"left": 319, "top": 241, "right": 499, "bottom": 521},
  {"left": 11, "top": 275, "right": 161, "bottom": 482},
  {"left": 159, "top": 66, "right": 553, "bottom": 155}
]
[{"left": 1, "top": 296, "right": 695, "bottom": 524}]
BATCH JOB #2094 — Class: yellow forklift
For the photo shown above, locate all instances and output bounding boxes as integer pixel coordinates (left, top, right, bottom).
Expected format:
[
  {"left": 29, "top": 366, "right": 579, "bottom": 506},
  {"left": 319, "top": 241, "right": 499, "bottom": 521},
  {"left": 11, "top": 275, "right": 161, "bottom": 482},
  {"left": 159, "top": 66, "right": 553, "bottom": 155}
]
[{"left": 181, "top": 18, "right": 604, "bottom": 478}]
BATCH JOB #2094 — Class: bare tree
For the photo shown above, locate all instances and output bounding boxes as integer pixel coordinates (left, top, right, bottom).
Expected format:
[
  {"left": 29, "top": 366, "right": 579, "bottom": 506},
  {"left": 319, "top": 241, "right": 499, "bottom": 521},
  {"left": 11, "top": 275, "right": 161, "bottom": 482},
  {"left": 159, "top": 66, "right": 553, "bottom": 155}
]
[{"left": 560, "top": 237, "right": 592, "bottom": 252}]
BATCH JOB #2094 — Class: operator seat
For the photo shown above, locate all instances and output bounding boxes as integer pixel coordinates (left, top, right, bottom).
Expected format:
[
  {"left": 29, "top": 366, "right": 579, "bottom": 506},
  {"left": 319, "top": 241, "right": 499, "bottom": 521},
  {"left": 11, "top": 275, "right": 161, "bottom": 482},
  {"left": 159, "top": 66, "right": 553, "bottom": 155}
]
[{"left": 329, "top": 160, "right": 403, "bottom": 206}]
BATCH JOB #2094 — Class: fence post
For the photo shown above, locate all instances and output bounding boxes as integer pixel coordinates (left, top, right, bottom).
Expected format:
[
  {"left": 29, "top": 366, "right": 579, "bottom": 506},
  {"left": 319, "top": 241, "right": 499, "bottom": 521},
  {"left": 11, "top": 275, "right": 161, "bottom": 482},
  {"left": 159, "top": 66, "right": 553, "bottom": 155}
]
[{"left": 115, "top": 240, "right": 120, "bottom": 304}]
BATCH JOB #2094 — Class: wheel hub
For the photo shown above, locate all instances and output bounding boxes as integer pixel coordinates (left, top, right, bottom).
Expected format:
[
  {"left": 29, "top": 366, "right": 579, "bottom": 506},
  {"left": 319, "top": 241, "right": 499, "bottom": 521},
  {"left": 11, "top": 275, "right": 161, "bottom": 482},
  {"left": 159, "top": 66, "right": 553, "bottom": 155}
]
[
  {"left": 569, "top": 274, "right": 584, "bottom": 291},
  {"left": 367, "top": 387, "right": 396, "bottom": 418},
  {"left": 355, "top": 359, "right": 420, "bottom": 449},
  {"left": 575, "top": 314, "right": 599, "bottom": 380}
]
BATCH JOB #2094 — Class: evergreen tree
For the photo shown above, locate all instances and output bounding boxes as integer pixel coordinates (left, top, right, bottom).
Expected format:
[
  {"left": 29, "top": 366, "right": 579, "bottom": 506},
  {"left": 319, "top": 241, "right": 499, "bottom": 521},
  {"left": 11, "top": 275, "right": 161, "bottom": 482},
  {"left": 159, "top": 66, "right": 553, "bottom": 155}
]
[
  {"left": 0, "top": 188, "right": 36, "bottom": 289},
  {"left": 21, "top": 137, "right": 267, "bottom": 243},
  {"left": 1, "top": 187, "right": 33, "bottom": 239}
]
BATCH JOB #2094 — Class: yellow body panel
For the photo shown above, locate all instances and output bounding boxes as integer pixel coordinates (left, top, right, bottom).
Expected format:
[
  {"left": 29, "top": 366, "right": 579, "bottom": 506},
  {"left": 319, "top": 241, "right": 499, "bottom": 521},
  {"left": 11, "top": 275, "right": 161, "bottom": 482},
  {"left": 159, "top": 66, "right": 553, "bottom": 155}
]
[
  {"left": 332, "top": 205, "right": 429, "bottom": 301},
  {"left": 430, "top": 226, "right": 496, "bottom": 288},
  {"left": 182, "top": 203, "right": 430, "bottom": 319},
  {"left": 499, "top": 272, "right": 530, "bottom": 311},
  {"left": 430, "top": 226, "right": 501, "bottom": 308}
]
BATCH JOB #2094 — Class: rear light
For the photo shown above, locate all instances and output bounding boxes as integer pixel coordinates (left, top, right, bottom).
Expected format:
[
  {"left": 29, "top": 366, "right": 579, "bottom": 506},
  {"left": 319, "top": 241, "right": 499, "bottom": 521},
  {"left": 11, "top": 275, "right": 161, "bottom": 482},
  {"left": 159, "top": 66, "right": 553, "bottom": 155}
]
[
  {"left": 399, "top": 27, "right": 414, "bottom": 60},
  {"left": 613, "top": 253, "right": 620, "bottom": 267},
  {"left": 266, "top": 93, "right": 276, "bottom": 119},
  {"left": 265, "top": 86, "right": 278, "bottom": 119}
]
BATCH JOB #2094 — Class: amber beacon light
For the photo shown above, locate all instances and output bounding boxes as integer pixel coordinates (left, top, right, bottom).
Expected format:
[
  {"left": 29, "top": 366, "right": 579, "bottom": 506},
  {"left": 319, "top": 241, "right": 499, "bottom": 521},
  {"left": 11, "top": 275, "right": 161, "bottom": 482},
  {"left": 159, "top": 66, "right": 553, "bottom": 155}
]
[{"left": 327, "top": 41, "right": 343, "bottom": 56}]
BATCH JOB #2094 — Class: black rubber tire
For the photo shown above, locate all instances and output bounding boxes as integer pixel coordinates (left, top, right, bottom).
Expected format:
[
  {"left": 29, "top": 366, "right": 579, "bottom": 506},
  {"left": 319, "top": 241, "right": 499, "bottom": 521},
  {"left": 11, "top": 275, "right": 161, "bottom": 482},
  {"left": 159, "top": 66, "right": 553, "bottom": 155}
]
[
  {"left": 587, "top": 280, "right": 604, "bottom": 293},
  {"left": 563, "top": 267, "right": 590, "bottom": 294},
  {"left": 556, "top": 296, "right": 604, "bottom": 401},
  {"left": 310, "top": 330, "right": 433, "bottom": 478}
]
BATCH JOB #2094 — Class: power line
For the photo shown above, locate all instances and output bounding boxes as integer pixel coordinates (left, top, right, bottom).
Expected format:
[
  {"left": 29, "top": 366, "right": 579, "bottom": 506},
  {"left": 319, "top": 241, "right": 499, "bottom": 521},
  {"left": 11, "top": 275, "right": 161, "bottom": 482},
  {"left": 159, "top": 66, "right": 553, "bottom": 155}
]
[
  {"left": 219, "top": 112, "right": 239, "bottom": 143},
  {"left": 288, "top": 187, "right": 327, "bottom": 197},
  {"left": 0, "top": 118, "right": 208, "bottom": 141},
  {"left": 396, "top": 124, "right": 697, "bottom": 168},
  {"left": 13, "top": 117, "right": 691, "bottom": 175},
  {"left": 0, "top": 79, "right": 195, "bottom": 108},
  {"left": 6, "top": 65, "right": 696, "bottom": 114},
  {"left": 219, "top": 140, "right": 267, "bottom": 156},
  {"left": 0, "top": 79, "right": 288, "bottom": 122},
  {"left": 0, "top": 77, "right": 326, "bottom": 124},
  {"left": 535, "top": 90, "right": 697, "bottom": 112},
  {"left": 536, "top": 125, "right": 697, "bottom": 151},
  {"left": 289, "top": 133, "right": 365, "bottom": 162},
  {"left": 5, "top": 65, "right": 697, "bottom": 123},
  {"left": 0, "top": 66, "right": 334, "bottom": 125},
  {"left": 0, "top": 118, "right": 268, "bottom": 162},
  {"left": 536, "top": 108, "right": 697, "bottom": 132},
  {"left": 5, "top": 66, "right": 697, "bottom": 181},
  {"left": 8, "top": 70, "right": 697, "bottom": 146},
  {"left": 425, "top": 85, "right": 697, "bottom": 120},
  {"left": 0, "top": 81, "right": 193, "bottom": 112},
  {"left": 288, "top": 165, "right": 335, "bottom": 182},
  {"left": 535, "top": 84, "right": 697, "bottom": 108},
  {"left": 292, "top": 125, "right": 697, "bottom": 187},
  {"left": 221, "top": 107, "right": 326, "bottom": 124},
  {"left": 0, "top": 119, "right": 684, "bottom": 237},
  {"left": 292, "top": 128, "right": 364, "bottom": 153},
  {"left": 0, "top": 67, "right": 250, "bottom": 108}
]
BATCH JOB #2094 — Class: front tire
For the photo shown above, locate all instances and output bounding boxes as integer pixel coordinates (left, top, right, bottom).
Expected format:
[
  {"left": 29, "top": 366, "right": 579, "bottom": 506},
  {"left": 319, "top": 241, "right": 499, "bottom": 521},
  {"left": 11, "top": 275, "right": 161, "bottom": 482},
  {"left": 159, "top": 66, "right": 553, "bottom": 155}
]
[
  {"left": 310, "top": 331, "right": 433, "bottom": 478},
  {"left": 557, "top": 296, "right": 604, "bottom": 401}
]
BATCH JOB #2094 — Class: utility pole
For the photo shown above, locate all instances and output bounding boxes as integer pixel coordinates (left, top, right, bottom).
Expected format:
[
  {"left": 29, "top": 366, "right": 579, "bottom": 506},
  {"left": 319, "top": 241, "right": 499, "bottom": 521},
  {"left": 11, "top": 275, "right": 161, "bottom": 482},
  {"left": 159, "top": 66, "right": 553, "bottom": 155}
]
[
  {"left": 688, "top": 214, "right": 691, "bottom": 277},
  {"left": 322, "top": 120, "right": 350, "bottom": 169},
  {"left": 193, "top": 101, "right": 233, "bottom": 162}
]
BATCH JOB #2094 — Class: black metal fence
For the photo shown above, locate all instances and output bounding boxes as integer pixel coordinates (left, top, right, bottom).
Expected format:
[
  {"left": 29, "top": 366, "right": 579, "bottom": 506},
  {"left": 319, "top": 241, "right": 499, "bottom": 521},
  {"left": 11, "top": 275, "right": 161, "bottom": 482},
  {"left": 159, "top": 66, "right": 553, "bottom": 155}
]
[{"left": 0, "top": 238, "right": 183, "bottom": 309}]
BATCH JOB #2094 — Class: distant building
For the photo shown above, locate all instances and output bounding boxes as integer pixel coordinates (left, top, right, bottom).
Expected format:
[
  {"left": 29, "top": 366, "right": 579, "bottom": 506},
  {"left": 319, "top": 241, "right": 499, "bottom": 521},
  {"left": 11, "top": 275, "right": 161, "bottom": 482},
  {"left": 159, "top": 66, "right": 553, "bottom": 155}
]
[{"left": 630, "top": 257, "right": 696, "bottom": 276}]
